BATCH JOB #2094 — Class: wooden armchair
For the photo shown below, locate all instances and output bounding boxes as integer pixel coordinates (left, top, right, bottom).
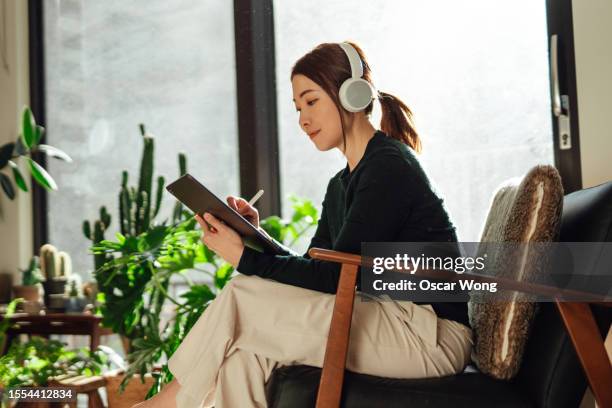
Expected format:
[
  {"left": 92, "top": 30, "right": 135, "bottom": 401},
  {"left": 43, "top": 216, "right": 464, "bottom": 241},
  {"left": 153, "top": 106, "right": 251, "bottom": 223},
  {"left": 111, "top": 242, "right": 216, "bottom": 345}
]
[
  {"left": 264, "top": 181, "right": 612, "bottom": 408},
  {"left": 308, "top": 247, "right": 612, "bottom": 408}
]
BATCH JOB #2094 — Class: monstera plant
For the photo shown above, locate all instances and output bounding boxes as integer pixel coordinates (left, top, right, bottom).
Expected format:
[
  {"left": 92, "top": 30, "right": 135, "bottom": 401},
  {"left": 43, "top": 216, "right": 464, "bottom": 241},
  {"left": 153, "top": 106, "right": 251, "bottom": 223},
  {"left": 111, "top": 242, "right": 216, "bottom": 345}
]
[{"left": 0, "top": 106, "right": 71, "bottom": 201}]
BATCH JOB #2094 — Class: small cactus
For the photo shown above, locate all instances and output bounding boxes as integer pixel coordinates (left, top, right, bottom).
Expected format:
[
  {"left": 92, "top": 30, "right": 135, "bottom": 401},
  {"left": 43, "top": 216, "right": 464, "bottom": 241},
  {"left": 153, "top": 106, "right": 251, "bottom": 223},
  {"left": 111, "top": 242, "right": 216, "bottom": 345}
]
[
  {"left": 57, "top": 251, "right": 72, "bottom": 278},
  {"left": 40, "top": 243, "right": 58, "bottom": 280},
  {"left": 21, "top": 256, "right": 43, "bottom": 286},
  {"left": 39, "top": 244, "right": 72, "bottom": 280},
  {"left": 83, "top": 206, "right": 112, "bottom": 272}
]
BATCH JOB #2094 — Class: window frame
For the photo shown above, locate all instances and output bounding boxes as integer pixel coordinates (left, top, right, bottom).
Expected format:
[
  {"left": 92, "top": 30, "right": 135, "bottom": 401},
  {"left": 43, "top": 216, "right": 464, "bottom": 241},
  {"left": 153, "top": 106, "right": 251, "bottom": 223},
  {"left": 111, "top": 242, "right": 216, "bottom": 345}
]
[{"left": 29, "top": 0, "right": 582, "bottom": 252}]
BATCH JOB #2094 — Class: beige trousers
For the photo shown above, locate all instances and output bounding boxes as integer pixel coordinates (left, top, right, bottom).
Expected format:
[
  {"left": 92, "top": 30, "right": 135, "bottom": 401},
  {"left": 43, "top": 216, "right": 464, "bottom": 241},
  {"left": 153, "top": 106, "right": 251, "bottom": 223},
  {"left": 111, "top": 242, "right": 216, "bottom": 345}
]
[{"left": 167, "top": 274, "right": 473, "bottom": 408}]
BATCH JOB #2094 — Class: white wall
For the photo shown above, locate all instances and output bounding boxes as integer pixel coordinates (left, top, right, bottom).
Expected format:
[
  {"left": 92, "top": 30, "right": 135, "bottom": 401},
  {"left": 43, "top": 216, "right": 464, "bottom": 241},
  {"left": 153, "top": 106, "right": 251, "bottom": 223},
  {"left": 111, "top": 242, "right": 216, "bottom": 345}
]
[
  {"left": 0, "top": 0, "right": 32, "bottom": 288},
  {"left": 572, "top": 0, "right": 612, "bottom": 188}
]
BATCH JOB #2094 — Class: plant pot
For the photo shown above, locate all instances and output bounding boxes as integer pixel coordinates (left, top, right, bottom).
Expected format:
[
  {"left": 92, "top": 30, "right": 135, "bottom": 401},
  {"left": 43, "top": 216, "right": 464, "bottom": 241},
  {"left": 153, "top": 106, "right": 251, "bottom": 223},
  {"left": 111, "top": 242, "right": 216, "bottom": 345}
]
[
  {"left": 104, "top": 370, "right": 155, "bottom": 408},
  {"left": 12, "top": 285, "right": 41, "bottom": 302},
  {"left": 64, "top": 296, "right": 88, "bottom": 313},
  {"left": 22, "top": 300, "right": 43, "bottom": 314},
  {"left": 42, "top": 278, "right": 67, "bottom": 310},
  {"left": 47, "top": 294, "right": 66, "bottom": 312}
]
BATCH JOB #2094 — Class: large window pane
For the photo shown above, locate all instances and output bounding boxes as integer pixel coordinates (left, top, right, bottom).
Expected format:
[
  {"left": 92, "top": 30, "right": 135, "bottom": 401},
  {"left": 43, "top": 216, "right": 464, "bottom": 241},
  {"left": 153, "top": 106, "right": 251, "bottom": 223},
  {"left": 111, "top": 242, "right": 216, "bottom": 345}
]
[
  {"left": 274, "top": 0, "right": 553, "bottom": 247},
  {"left": 44, "top": 0, "right": 239, "bottom": 278}
]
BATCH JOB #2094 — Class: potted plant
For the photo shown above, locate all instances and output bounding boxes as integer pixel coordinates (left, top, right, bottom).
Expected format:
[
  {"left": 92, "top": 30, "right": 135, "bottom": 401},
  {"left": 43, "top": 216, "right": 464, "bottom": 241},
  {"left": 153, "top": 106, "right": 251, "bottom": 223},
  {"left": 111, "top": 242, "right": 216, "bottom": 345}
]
[
  {"left": 39, "top": 244, "right": 72, "bottom": 312},
  {"left": 83, "top": 124, "right": 182, "bottom": 404},
  {"left": 63, "top": 276, "right": 88, "bottom": 314},
  {"left": 12, "top": 256, "right": 43, "bottom": 304}
]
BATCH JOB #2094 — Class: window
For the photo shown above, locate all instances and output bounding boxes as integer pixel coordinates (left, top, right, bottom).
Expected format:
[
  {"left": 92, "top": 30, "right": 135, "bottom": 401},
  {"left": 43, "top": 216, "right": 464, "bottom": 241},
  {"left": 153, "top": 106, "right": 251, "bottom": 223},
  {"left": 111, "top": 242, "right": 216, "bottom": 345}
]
[
  {"left": 44, "top": 0, "right": 239, "bottom": 277},
  {"left": 274, "top": 0, "right": 553, "bottom": 245}
]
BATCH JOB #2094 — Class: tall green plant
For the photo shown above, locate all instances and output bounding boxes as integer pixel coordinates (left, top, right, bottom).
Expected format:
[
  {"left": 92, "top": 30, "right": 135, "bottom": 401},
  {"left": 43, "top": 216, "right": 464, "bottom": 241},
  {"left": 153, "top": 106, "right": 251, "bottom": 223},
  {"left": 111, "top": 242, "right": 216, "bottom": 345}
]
[
  {"left": 120, "top": 124, "right": 165, "bottom": 236},
  {"left": 83, "top": 124, "right": 185, "bottom": 273},
  {"left": 0, "top": 106, "right": 71, "bottom": 200}
]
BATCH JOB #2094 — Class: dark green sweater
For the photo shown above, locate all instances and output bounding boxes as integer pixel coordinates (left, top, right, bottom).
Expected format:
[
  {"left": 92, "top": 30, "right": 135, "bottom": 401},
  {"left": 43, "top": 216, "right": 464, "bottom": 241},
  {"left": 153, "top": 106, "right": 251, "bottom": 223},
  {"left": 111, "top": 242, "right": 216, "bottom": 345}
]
[{"left": 237, "top": 130, "right": 469, "bottom": 327}]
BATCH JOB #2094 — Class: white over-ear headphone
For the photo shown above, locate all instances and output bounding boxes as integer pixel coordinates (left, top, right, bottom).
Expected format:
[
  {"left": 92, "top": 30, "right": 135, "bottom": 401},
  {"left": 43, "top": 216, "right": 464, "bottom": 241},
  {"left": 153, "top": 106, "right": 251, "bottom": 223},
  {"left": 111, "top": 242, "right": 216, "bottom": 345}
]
[{"left": 338, "top": 42, "right": 376, "bottom": 112}]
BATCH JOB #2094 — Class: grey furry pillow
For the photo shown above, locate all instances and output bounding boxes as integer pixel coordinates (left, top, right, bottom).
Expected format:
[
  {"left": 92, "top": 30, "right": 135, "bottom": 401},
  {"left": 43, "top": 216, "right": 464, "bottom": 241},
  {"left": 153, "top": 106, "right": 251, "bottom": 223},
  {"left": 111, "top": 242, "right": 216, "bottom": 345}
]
[{"left": 468, "top": 165, "right": 563, "bottom": 380}]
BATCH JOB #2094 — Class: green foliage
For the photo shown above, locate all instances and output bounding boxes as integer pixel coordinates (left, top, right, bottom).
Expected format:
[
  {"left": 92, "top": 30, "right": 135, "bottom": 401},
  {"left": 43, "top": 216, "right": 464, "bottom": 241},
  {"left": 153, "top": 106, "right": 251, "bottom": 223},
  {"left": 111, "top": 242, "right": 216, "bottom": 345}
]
[
  {"left": 0, "top": 337, "right": 110, "bottom": 389},
  {"left": 84, "top": 124, "right": 185, "bottom": 274},
  {"left": 119, "top": 124, "right": 165, "bottom": 237},
  {"left": 260, "top": 194, "right": 319, "bottom": 247},
  {"left": 0, "top": 106, "right": 71, "bottom": 200},
  {"left": 83, "top": 207, "right": 113, "bottom": 272},
  {"left": 0, "top": 299, "right": 22, "bottom": 353},
  {"left": 20, "top": 256, "right": 43, "bottom": 286}
]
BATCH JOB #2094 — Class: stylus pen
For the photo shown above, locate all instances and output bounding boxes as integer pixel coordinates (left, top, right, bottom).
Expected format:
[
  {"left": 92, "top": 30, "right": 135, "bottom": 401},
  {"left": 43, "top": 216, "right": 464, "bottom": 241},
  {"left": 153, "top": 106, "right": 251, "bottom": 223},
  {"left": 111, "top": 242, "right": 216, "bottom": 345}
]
[{"left": 248, "top": 189, "right": 264, "bottom": 206}]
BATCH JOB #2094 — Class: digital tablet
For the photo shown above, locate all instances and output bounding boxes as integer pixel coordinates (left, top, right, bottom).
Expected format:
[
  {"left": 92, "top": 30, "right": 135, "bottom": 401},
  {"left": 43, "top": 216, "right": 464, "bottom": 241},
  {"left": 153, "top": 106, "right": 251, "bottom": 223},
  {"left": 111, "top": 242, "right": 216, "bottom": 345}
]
[{"left": 166, "top": 174, "right": 286, "bottom": 255}]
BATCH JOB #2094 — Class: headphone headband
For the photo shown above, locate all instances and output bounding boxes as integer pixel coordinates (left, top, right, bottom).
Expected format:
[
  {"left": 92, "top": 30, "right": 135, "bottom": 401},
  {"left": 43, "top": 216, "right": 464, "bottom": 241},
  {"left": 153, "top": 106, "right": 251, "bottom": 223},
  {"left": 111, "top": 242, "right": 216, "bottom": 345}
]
[
  {"left": 338, "top": 42, "right": 364, "bottom": 79},
  {"left": 337, "top": 42, "right": 375, "bottom": 112}
]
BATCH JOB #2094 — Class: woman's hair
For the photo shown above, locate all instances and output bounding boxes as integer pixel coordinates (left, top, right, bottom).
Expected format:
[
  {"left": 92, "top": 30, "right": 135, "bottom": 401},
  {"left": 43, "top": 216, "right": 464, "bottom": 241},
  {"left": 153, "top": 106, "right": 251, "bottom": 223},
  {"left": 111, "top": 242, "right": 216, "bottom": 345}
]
[{"left": 291, "top": 41, "right": 422, "bottom": 153}]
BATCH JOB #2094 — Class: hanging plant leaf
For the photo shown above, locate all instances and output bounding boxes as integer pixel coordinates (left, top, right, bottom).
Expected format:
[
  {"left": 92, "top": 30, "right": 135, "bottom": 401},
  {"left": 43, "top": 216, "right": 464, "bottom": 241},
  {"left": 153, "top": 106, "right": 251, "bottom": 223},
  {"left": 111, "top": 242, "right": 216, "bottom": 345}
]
[
  {"left": 27, "top": 158, "right": 58, "bottom": 191},
  {"left": 9, "top": 161, "right": 28, "bottom": 192},
  {"left": 37, "top": 144, "right": 73, "bottom": 163},
  {"left": 0, "top": 142, "right": 15, "bottom": 169},
  {"left": 34, "top": 125, "right": 45, "bottom": 146},
  {"left": 22, "top": 107, "right": 36, "bottom": 149},
  {"left": 0, "top": 173, "right": 15, "bottom": 200}
]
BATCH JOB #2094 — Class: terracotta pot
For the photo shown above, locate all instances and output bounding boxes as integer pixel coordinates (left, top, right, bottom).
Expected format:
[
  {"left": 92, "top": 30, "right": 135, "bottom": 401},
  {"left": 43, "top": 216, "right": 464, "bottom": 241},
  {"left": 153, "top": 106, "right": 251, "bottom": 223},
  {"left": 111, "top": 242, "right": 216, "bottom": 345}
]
[
  {"left": 104, "top": 370, "right": 155, "bottom": 408},
  {"left": 12, "top": 285, "right": 41, "bottom": 302}
]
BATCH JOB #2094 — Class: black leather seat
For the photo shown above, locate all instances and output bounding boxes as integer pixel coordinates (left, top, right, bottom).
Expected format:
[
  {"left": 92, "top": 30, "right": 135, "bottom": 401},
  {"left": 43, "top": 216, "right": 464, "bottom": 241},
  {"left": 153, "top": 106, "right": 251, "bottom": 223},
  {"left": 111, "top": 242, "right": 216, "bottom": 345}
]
[{"left": 265, "top": 182, "right": 612, "bottom": 408}]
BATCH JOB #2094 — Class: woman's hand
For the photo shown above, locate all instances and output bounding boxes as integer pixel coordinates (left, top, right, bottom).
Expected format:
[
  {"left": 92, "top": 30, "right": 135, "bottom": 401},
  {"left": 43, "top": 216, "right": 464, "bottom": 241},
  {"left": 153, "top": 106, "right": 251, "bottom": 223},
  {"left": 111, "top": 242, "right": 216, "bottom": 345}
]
[
  {"left": 226, "top": 195, "right": 260, "bottom": 228},
  {"left": 195, "top": 212, "right": 244, "bottom": 268}
]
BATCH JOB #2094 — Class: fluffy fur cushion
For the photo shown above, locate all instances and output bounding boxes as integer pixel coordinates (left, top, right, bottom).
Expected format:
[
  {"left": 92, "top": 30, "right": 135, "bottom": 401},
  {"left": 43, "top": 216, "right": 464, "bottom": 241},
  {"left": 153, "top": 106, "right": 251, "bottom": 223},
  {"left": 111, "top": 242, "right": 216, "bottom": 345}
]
[{"left": 468, "top": 165, "right": 563, "bottom": 380}]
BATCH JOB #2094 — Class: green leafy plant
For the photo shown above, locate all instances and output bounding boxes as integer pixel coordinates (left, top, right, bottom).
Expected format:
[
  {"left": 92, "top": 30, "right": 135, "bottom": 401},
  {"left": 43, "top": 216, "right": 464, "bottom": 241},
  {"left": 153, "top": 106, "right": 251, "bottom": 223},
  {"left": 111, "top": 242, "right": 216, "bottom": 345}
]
[
  {"left": 0, "top": 298, "right": 22, "bottom": 354},
  {"left": 0, "top": 337, "right": 111, "bottom": 389},
  {"left": 0, "top": 106, "right": 71, "bottom": 200},
  {"left": 83, "top": 124, "right": 183, "bottom": 274},
  {"left": 19, "top": 256, "right": 44, "bottom": 286}
]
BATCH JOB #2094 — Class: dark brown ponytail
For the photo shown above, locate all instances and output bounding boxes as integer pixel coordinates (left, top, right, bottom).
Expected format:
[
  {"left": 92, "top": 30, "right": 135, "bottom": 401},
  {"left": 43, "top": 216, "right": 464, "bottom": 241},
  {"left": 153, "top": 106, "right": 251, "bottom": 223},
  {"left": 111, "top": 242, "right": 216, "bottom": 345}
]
[{"left": 378, "top": 91, "right": 422, "bottom": 153}]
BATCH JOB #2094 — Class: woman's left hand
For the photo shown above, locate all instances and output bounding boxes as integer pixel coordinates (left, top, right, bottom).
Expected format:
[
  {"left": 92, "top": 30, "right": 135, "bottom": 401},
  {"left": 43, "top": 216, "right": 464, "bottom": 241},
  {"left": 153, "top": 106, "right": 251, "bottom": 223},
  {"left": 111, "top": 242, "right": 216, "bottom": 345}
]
[{"left": 195, "top": 212, "right": 245, "bottom": 268}]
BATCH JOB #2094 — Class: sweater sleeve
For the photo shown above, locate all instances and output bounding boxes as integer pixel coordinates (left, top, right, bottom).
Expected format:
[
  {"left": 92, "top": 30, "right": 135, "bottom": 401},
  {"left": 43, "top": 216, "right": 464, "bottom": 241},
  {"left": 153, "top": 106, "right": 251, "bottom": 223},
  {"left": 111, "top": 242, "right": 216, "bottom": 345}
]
[{"left": 237, "top": 154, "right": 412, "bottom": 293}]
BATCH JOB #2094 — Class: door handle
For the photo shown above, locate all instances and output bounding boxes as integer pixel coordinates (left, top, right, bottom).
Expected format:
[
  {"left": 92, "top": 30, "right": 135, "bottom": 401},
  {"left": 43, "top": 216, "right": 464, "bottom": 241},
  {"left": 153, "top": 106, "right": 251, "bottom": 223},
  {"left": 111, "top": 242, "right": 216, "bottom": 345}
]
[{"left": 550, "top": 34, "right": 572, "bottom": 150}]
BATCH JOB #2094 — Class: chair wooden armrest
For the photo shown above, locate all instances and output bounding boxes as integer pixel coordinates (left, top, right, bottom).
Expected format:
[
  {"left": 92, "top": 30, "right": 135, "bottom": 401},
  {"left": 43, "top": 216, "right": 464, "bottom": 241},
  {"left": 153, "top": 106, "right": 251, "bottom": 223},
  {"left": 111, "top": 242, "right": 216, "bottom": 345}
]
[{"left": 308, "top": 247, "right": 612, "bottom": 408}]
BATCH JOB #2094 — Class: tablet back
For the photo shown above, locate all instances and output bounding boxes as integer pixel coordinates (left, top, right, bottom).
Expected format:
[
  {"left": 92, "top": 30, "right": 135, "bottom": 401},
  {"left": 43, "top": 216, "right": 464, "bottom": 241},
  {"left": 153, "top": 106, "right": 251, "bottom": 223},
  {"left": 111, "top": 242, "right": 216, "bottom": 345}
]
[{"left": 166, "top": 174, "right": 285, "bottom": 255}]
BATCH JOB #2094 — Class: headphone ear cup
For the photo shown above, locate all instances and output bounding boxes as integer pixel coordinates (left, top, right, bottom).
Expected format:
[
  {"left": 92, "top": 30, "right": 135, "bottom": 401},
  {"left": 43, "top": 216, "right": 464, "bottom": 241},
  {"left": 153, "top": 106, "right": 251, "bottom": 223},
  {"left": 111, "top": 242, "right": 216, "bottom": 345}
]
[{"left": 339, "top": 78, "right": 375, "bottom": 112}]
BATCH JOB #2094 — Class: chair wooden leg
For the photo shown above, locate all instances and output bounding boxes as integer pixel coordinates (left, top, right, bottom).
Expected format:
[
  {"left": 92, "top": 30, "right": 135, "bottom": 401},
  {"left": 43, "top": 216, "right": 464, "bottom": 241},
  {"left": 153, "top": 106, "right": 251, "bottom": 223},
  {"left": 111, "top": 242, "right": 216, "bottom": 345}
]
[
  {"left": 316, "top": 263, "right": 359, "bottom": 408},
  {"left": 556, "top": 302, "right": 612, "bottom": 407},
  {"left": 87, "top": 390, "right": 104, "bottom": 408}
]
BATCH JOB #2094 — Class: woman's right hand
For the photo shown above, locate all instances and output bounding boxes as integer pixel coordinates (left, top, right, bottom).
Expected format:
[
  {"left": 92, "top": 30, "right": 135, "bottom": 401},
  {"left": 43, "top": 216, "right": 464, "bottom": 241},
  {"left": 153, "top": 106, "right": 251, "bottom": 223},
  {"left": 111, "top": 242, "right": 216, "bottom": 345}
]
[{"left": 227, "top": 195, "right": 260, "bottom": 228}]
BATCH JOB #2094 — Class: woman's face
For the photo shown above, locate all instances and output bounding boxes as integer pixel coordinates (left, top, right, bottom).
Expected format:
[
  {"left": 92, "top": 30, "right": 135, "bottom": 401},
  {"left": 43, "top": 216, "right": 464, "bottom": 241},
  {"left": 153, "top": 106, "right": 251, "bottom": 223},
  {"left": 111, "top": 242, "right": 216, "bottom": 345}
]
[{"left": 291, "top": 74, "right": 344, "bottom": 151}]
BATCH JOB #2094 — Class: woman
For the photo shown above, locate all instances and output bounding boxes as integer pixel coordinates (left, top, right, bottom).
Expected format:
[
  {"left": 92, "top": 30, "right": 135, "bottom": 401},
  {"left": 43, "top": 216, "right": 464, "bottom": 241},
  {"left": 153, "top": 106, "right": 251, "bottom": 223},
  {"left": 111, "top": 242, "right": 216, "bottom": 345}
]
[{"left": 134, "top": 41, "right": 472, "bottom": 408}]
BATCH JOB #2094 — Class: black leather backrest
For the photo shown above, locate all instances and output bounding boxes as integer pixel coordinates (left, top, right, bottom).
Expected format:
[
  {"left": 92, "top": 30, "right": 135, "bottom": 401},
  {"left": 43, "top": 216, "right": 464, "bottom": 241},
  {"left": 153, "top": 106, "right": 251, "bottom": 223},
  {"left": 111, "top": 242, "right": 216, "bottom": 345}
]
[{"left": 513, "top": 182, "right": 612, "bottom": 408}]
